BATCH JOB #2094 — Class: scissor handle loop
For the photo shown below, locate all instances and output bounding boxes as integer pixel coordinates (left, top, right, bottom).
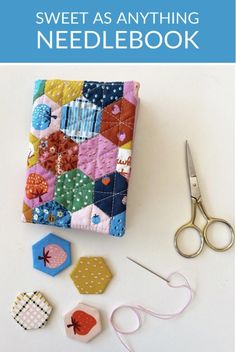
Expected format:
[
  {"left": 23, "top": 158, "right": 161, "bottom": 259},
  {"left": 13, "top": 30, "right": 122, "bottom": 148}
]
[
  {"left": 204, "top": 217, "right": 235, "bottom": 251},
  {"left": 174, "top": 222, "right": 204, "bottom": 258}
]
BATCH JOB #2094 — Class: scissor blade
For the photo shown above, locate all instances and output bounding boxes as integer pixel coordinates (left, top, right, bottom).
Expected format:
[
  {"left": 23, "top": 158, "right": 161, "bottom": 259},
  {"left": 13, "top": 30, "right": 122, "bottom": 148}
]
[
  {"left": 186, "top": 141, "right": 196, "bottom": 177},
  {"left": 185, "top": 141, "right": 201, "bottom": 200}
]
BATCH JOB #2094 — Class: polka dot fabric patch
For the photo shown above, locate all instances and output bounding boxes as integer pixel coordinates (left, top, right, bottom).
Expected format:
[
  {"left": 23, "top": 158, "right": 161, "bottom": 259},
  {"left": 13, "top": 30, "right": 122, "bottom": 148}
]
[
  {"left": 22, "top": 80, "right": 140, "bottom": 236},
  {"left": 11, "top": 291, "right": 52, "bottom": 330},
  {"left": 70, "top": 257, "right": 113, "bottom": 294}
]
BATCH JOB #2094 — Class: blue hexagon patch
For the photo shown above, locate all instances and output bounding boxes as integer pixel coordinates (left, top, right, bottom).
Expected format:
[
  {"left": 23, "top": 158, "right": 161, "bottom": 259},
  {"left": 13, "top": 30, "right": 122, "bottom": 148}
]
[{"left": 32, "top": 233, "right": 71, "bottom": 276}]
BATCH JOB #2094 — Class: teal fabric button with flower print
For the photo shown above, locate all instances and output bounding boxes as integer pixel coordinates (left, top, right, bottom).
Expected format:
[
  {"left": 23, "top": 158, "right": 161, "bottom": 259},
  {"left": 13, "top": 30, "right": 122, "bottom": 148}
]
[{"left": 32, "top": 233, "right": 71, "bottom": 276}]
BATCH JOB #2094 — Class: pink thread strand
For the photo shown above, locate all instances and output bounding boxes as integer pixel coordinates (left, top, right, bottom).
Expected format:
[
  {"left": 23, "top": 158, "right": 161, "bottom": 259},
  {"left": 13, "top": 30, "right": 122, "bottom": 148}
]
[{"left": 110, "top": 272, "right": 193, "bottom": 352}]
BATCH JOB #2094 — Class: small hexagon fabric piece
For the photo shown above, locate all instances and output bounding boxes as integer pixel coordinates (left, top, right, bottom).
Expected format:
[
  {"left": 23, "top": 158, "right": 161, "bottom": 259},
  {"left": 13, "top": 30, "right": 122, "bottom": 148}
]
[
  {"left": 83, "top": 81, "right": 123, "bottom": 108},
  {"left": 109, "top": 211, "right": 126, "bottom": 237},
  {"left": 11, "top": 291, "right": 52, "bottom": 330},
  {"left": 22, "top": 203, "right": 33, "bottom": 223},
  {"left": 71, "top": 204, "right": 110, "bottom": 234},
  {"left": 78, "top": 135, "right": 118, "bottom": 180},
  {"left": 27, "top": 133, "right": 39, "bottom": 168},
  {"left": 64, "top": 303, "right": 102, "bottom": 342},
  {"left": 31, "top": 95, "right": 61, "bottom": 139},
  {"left": 116, "top": 146, "right": 132, "bottom": 180},
  {"left": 38, "top": 131, "right": 79, "bottom": 175},
  {"left": 61, "top": 97, "right": 102, "bottom": 143},
  {"left": 32, "top": 233, "right": 71, "bottom": 276},
  {"left": 70, "top": 257, "right": 113, "bottom": 294},
  {"left": 100, "top": 98, "right": 136, "bottom": 146},
  {"left": 23, "top": 80, "right": 139, "bottom": 237},
  {"left": 55, "top": 169, "right": 94, "bottom": 212},
  {"left": 123, "top": 81, "right": 139, "bottom": 106},
  {"left": 24, "top": 164, "right": 55, "bottom": 208},
  {"left": 94, "top": 172, "right": 128, "bottom": 217},
  {"left": 45, "top": 80, "right": 83, "bottom": 106},
  {"left": 32, "top": 201, "right": 71, "bottom": 228},
  {"left": 33, "top": 80, "right": 46, "bottom": 102}
]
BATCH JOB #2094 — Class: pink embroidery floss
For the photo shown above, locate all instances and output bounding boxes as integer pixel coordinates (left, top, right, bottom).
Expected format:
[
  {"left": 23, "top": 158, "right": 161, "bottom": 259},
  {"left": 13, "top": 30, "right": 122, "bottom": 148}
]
[{"left": 110, "top": 260, "right": 193, "bottom": 352}]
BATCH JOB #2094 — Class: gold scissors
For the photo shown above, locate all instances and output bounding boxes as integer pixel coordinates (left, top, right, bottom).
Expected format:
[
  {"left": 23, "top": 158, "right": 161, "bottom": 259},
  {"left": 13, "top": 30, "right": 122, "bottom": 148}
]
[{"left": 174, "top": 141, "right": 234, "bottom": 258}]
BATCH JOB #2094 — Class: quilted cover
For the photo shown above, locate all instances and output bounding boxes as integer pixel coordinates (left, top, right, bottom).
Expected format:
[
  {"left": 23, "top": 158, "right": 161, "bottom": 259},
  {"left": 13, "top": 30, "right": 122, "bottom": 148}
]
[{"left": 22, "top": 80, "right": 139, "bottom": 236}]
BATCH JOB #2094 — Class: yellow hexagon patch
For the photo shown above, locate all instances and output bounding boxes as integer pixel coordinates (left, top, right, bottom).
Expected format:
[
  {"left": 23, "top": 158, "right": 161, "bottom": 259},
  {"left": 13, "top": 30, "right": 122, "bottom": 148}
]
[
  {"left": 70, "top": 257, "right": 113, "bottom": 294},
  {"left": 27, "top": 133, "right": 39, "bottom": 168},
  {"left": 45, "top": 80, "right": 83, "bottom": 106}
]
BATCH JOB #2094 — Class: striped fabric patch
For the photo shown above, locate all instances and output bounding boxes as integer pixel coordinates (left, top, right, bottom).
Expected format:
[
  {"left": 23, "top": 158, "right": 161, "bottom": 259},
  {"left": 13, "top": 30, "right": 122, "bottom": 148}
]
[{"left": 61, "top": 97, "right": 102, "bottom": 143}]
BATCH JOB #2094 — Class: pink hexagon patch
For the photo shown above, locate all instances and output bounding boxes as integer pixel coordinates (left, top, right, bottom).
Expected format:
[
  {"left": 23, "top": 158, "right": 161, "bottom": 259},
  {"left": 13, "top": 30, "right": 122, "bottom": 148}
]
[
  {"left": 64, "top": 303, "right": 102, "bottom": 342},
  {"left": 71, "top": 204, "right": 110, "bottom": 234},
  {"left": 24, "top": 163, "right": 55, "bottom": 208},
  {"left": 78, "top": 134, "right": 118, "bottom": 180}
]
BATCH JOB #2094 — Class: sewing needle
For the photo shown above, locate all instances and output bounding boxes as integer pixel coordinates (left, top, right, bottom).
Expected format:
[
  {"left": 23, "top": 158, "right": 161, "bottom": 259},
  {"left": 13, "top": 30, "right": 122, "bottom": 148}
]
[{"left": 127, "top": 257, "right": 170, "bottom": 283}]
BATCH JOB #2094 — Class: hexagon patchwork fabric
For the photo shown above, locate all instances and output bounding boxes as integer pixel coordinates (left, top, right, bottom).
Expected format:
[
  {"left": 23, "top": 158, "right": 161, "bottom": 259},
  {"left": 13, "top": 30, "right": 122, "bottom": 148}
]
[{"left": 22, "top": 79, "right": 139, "bottom": 236}]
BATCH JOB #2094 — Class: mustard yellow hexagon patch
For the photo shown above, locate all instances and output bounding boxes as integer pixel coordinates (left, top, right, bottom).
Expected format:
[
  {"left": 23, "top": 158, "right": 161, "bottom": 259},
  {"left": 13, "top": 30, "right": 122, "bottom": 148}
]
[
  {"left": 45, "top": 80, "right": 83, "bottom": 106},
  {"left": 70, "top": 257, "right": 113, "bottom": 294},
  {"left": 27, "top": 133, "right": 39, "bottom": 168}
]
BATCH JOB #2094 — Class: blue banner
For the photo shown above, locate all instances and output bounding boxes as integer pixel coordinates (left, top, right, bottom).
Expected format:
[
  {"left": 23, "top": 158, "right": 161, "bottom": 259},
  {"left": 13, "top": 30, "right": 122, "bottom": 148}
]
[{"left": 0, "top": 0, "right": 235, "bottom": 62}]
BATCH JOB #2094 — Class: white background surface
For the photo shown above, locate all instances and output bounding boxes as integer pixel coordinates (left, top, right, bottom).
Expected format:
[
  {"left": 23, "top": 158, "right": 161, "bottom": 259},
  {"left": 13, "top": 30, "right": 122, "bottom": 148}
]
[{"left": 0, "top": 64, "right": 234, "bottom": 352}]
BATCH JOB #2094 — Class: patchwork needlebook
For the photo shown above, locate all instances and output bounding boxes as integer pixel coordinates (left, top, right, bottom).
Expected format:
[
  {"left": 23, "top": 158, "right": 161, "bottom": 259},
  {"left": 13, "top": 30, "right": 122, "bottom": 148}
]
[{"left": 22, "top": 80, "right": 139, "bottom": 236}]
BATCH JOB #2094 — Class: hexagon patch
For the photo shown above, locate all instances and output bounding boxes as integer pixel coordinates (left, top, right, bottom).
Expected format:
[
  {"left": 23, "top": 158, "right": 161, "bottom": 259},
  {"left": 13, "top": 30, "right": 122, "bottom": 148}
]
[
  {"left": 32, "top": 233, "right": 71, "bottom": 276},
  {"left": 70, "top": 257, "right": 113, "bottom": 294},
  {"left": 64, "top": 303, "right": 102, "bottom": 342},
  {"left": 11, "top": 291, "right": 52, "bottom": 330},
  {"left": 55, "top": 169, "right": 94, "bottom": 212}
]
